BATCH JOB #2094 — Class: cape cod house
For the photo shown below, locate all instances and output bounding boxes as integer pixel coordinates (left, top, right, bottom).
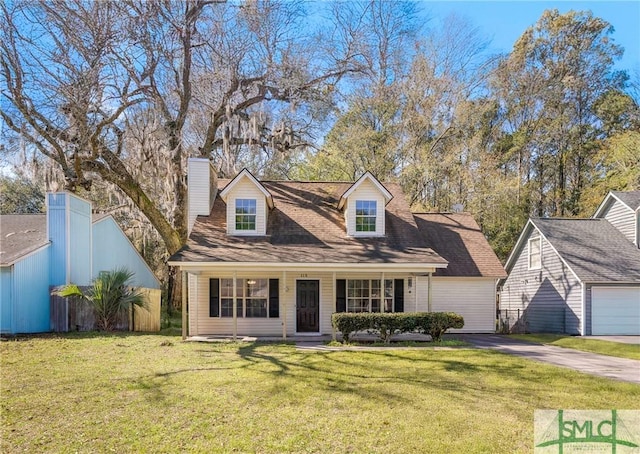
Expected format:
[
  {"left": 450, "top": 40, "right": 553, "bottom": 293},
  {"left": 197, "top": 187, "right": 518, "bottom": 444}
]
[
  {"left": 0, "top": 192, "right": 161, "bottom": 335},
  {"left": 168, "top": 159, "right": 506, "bottom": 339},
  {"left": 499, "top": 191, "right": 640, "bottom": 335}
]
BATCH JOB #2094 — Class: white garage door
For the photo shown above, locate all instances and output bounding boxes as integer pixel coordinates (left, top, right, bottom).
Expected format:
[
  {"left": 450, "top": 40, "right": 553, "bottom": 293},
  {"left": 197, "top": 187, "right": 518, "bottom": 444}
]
[{"left": 591, "top": 287, "right": 640, "bottom": 335}]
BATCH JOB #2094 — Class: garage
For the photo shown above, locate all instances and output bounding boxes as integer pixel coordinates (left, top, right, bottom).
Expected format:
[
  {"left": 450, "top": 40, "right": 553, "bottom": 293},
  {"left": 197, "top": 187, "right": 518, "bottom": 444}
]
[{"left": 591, "top": 287, "right": 640, "bottom": 335}]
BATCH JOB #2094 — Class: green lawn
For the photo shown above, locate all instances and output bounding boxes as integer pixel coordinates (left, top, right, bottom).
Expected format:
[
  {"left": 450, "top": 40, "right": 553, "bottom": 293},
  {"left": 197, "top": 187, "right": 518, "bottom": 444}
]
[
  {"left": 509, "top": 334, "right": 640, "bottom": 360},
  {"left": 1, "top": 333, "right": 638, "bottom": 453}
]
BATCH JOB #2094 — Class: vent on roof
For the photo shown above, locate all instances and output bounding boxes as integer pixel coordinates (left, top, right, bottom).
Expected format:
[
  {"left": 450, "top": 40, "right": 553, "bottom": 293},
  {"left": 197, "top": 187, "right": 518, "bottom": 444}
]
[{"left": 452, "top": 203, "right": 464, "bottom": 213}]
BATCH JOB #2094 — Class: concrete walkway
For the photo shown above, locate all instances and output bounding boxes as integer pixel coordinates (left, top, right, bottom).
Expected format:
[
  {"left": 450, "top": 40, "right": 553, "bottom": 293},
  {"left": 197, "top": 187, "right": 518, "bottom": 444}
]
[{"left": 459, "top": 334, "right": 640, "bottom": 384}]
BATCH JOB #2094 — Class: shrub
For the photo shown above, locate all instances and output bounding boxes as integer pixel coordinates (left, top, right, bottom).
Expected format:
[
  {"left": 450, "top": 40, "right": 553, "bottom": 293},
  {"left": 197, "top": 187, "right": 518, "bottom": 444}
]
[
  {"left": 54, "top": 268, "right": 146, "bottom": 331},
  {"left": 331, "top": 312, "right": 464, "bottom": 343},
  {"left": 415, "top": 312, "right": 464, "bottom": 342}
]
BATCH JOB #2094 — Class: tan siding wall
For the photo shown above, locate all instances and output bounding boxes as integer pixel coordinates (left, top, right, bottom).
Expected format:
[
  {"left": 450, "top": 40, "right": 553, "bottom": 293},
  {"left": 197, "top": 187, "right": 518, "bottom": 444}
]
[
  {"left": 501, "top": 230, "right": 583, "bottom": 334},
  {"left": 428, "top": 277, "right": 496, "bottom": 332},
  {"left": 187, "top": 270, "right": 413, "bottom": 336},
  {"left": 346, "top": 179, "right": 386, "bottom": 236},
  {"left": 226, "top": 178, "right": 267, "bottom": 235},
  {"left": 603, "top": 199, "right": 636, "bottom": 244}
]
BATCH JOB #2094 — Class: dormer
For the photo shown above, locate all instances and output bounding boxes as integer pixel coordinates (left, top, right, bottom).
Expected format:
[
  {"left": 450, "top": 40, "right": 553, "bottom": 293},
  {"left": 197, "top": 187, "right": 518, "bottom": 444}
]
[
  {"left": 220, "top": 169, "right": 274, "bottom": 236},
  {"left": 593, "top": 190, "right": 640, "bottom": 247},
  {"left": 338, "top": 172, "right": 393, "bottom": 237}
]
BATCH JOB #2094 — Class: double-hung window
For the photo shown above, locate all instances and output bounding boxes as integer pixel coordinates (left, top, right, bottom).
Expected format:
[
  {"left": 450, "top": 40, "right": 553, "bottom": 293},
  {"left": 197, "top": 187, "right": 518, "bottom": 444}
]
[
  {"left": 347, "top": 279, "right": 394, "bottom": 312},
  {"left": 220, "top": 278, "right": 268, "bottom": 317},
  {"left": 355, "top": 200, "right": 377, "bottom": 232},
  {"left": 235, "top": 199, "right": 257, "bottom": 231},
  {"left": 528, "top": 237, "right": 541, "bottom": 269}
]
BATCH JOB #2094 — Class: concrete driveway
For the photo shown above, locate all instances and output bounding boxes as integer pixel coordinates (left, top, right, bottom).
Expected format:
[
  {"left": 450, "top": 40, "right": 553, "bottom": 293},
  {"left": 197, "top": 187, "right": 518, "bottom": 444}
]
[{"left": 459, "top": 334, "right": 640, "bottom": 384}]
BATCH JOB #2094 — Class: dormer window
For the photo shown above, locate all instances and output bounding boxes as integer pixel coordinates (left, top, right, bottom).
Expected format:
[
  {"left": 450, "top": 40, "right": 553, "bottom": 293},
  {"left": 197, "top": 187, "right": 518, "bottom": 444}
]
[
  {"left": 235, "top": 199, "right": 257, "bottom": 231},
  {"left": 355, "top": 200, "right": 377, "bottom": 232},
  {"left": 220, "top": 169, "right": 274, "bottom": 236}
]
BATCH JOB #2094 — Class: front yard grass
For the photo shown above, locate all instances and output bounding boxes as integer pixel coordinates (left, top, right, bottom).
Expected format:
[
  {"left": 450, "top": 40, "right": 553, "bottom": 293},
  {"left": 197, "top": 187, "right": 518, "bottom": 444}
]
[
  {"left": 509, "top": 334, "right": 640, "bottom": 360},
  {"left": 2, "top": 333, "right": 639, "bottom": 453}
]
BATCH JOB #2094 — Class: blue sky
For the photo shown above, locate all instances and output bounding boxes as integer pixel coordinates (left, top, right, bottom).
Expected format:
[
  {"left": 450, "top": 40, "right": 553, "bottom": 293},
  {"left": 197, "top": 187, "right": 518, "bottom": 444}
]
[{"left": 424, "top": 1, "right": 640, "bottom": 73}]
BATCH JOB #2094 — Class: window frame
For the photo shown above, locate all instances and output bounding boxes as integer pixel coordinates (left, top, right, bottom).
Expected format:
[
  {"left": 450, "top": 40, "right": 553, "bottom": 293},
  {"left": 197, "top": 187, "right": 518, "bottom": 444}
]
[
  {"left": 355, "top": 200, "right": 377, "bottom": 233},
  {"left": 346, "top": 279, "right": 394, "bottom": 313},
  {"left": 219, "top": 278, "right": 269, "bottom": 318},
  {"left": 235, "top": 198, "right": 257, "bottom": 232},
  {"left": 528, "top": 237, "right": 542, "bottom": 270}
]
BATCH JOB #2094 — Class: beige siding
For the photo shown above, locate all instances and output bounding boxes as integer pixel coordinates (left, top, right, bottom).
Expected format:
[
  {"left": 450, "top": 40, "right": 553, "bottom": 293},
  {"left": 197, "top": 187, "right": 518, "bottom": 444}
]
[
  {"left": 345, "top": 179, "right": 386, "bottom": 236},
  {"left": 414, "top": 275, "right": 498, "bottom": 332},
  {"left": 427, "top": 277, "right": 496, "bottom": 332},
  {"left": 225, "top": 178, "right": 268, "bottom": 235},
  {"left": 187, "top": 159, "right": 216, "bottom": 234},
  {"left": 603, "top": 199, "right": 636, "bottom": 244},
  {"left": 501, "top": 230, "right": 583, "bottom": 334},
  {"left": 187, "top": 270, "right": 413, "bottom": 336}
]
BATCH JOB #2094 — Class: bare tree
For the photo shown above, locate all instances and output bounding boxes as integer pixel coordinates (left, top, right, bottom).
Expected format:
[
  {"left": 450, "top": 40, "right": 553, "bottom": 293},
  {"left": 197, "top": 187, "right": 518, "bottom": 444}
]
[{"left": 1, "top": 0, "right": 361, "bottom": 303}]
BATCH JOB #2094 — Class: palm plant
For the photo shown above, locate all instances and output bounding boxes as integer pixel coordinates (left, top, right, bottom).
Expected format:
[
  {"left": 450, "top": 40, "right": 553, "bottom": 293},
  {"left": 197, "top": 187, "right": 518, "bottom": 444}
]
[{"left": 55, "top": 268, "right": 146, "bottom": 331}]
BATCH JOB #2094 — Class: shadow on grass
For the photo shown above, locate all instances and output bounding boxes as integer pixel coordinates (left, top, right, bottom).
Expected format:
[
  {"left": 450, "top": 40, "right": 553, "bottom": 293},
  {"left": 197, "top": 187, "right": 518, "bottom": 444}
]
[{"left": 120, "top": 340, "right": 534, "bottom": 408}]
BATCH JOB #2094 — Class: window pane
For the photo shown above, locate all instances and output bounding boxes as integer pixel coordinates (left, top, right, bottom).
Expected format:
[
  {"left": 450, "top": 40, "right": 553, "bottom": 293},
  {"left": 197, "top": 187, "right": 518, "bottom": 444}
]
[
  {"left": 371, "top": 298, "right": 381, "bottom": 312},
  {"left": 236, "top": 199, "right": 257, "bottom": 230},
  {"left": 529, "top": 238, "right": 541, "bottom": 268},
  {"left": 221, "top": 298, "right": 233, "bottom": 317},
  {"left": 355, "top": 200, "right": 377, "bottom": 232},
  {"left": 221, "top": 279, "right": 233, "bottom": 298},
  {"left": 246, "top": 279, "right": 267, "bottom": 297},
  {"left": 245, "top": 299, "right": 267, "bottom": 317}
]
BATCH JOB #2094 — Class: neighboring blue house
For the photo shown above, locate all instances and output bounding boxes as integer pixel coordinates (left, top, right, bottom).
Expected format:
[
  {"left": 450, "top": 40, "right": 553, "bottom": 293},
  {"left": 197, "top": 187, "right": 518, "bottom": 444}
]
[
  {"left": 0, "top": 192, "right": 161, "bottom": 335},
  {"left": 499, "top": 191, "right": 640, "bottom": 335}
]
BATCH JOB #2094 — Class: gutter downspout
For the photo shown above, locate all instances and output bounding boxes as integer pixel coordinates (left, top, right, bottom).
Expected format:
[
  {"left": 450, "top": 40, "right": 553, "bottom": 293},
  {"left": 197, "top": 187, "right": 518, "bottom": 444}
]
[{"left": 282, "top": 271, "right": 287, "bottom": 340}]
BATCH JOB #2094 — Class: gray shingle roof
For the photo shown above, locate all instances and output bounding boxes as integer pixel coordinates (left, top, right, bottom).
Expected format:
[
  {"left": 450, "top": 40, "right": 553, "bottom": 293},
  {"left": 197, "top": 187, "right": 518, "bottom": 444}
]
[
  {"left": 0, "top": 215, "right": 48, "bottom": 265},
  {"left": 170, "top": 181, "right": 448, "bottom": 267},
  {"left": 414, "top": 213, "right": 506, "bottom": 278},
  {"left": 612, "top": 191, "right": 640, "bottom": 211},
  {"left": 531, "top": 218, "right": 640, "bottom": 283}
]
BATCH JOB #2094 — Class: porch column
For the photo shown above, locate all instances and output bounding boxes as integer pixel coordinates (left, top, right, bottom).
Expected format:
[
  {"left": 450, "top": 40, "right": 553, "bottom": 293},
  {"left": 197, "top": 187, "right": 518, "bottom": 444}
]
[
  {"left": 282, "top": 271, "right": 287, "bottom": 340},
  {"left": 428, "top": 272, "right": 433, "bottom": 312},
  {"left": 181, "top": 270, "right": 187, "bottom": 340},
  {"left": 381, "top": 272, "right": 385, "bottom": 312},
  {"left": 232, "top": 272, "right": 237, "bottom": 341},
  {"left": 414, "top": 275, "right": 418, "bottom": 312},
  {"left": 332, "top": 272, "right": 336, "bottom": 341}
]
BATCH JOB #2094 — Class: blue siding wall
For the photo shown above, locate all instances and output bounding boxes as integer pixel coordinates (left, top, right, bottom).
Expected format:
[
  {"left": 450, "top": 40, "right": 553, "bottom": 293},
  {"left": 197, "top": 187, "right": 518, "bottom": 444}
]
[
  {"left": 68, "top": 195, "right": 92, "bottom": 285},
  {"left": 1, "top": 267, "right": 13, "bottom": 333},
  {"left": 92, "top": 218, "right": 160, "bottom": 289},
  {"left": 12, "top": 246, "right": 51, "bottom": 333},
  {"left": 48, "top": 193, "right": 92, "bottom": 286},
  {"left": 48, "top": 193, "right": 68, "bottom": 286}
]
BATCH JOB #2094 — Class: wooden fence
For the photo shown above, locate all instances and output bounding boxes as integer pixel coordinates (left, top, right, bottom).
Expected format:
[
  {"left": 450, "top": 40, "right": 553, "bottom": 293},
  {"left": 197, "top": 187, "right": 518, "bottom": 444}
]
[{"left": 51, "top": 287, "right": 161, "bottom": 332}]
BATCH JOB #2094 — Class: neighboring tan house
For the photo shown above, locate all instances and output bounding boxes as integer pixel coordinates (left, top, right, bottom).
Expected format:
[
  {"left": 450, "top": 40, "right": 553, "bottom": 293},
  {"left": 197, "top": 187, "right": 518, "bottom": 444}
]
[
  {"left": 168, "top": 159, "right": 506, "bottom": 338},
  {"left": 499, "top": 191, "right": 640, "bottom": 335},
  {"left": 0, "top": 192, "right": 161, "bottom": 335}
]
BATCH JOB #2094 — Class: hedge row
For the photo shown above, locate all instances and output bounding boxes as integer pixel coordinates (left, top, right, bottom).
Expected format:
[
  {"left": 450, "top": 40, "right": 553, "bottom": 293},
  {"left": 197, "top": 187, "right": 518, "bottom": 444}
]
[{"left": 331, "top": 312, "right": 464, "bottom": 343}]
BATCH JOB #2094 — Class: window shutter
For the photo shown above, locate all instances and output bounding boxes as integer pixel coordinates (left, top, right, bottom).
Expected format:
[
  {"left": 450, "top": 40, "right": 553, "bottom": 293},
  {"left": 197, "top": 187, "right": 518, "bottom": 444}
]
[
  {"left": 269, "top": 279, "right": 279, "bottom": 318},
  {"left": 336, "top": 279, "right": 346, "bottom": 312},
  {"left": 209, "top": 278, "right": 220, "bottom": 317},
  {"left": 394, "top": 279, "right": 404, "bottom": 313}
]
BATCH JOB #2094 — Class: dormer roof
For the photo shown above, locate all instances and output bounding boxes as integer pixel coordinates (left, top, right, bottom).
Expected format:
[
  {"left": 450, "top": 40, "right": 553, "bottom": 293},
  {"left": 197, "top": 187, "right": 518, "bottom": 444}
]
[
  {"left": 593, "top": 190, "right": 640, "bottom": 218},
  {"left": 337, "top": 172, "right": 393, "bottom": 210},
  {"left": 219, "top": 168, "right": 274, "bottom": 209}
]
